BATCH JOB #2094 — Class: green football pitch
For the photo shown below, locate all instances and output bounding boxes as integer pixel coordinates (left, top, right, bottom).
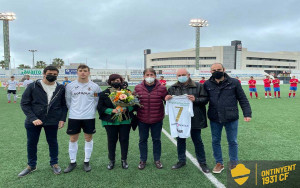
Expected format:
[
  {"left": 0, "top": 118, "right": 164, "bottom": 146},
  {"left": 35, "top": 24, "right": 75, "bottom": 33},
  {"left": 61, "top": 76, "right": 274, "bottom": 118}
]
[{"left": 0, "top": 85, "right": 299, "bottom": 188}]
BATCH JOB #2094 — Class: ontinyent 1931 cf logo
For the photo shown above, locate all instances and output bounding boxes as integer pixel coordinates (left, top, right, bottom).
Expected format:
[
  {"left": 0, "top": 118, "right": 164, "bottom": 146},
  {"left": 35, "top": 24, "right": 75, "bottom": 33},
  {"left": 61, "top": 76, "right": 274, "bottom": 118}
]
[{"left": 231, "top": 164, "right": 251, "bottom": 185}]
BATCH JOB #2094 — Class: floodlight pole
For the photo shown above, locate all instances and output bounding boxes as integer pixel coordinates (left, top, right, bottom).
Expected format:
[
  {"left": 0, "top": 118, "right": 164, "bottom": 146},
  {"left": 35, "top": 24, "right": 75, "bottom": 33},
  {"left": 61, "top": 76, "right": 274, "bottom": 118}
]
[
  {"left": 3, "top": 20, "right": 10, "bottom": 69},
  {"left": 1, "top": 12, "right": 16, "bottom": 70},
  {"left": 189, "top": 19, "right": 208, "bottom": 72},
  {"left": 29, "top": 50, "right": 37, "bottom": 68}
]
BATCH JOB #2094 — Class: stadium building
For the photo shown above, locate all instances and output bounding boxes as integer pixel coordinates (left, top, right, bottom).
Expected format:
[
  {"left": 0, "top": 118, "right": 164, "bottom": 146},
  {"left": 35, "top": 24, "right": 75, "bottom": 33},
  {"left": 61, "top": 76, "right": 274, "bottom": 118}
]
[{"left": 144, "top": 40, "right": 300, "bottom": 77}]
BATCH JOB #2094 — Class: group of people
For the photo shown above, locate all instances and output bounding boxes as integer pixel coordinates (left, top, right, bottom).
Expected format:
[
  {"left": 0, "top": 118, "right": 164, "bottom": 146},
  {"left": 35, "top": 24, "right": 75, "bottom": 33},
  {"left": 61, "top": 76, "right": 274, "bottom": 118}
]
[
  {"left": 17, "top": 63, "right": 252, "bottom": 178},
  {"left": 199, "top": 75, "right": 299, "bottom": 99},
  {"left": 248, "top": 75, "right": 298, "bottom": 99}
]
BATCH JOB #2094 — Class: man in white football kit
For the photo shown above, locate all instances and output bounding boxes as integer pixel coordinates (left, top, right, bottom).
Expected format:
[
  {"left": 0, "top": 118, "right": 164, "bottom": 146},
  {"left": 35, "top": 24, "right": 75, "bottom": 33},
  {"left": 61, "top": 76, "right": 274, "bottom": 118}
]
[
  {"left": 23, "top": 75, "right": 34, "bottom": 88},
  {"left": 165, "top": 95, "right": 194, "bottom": 138},
  {"left": 64, "top": 65, "right": 101, "bottom": 173},
  {"left": 4, "top": 76, "right": 20, "bottom": 103}
]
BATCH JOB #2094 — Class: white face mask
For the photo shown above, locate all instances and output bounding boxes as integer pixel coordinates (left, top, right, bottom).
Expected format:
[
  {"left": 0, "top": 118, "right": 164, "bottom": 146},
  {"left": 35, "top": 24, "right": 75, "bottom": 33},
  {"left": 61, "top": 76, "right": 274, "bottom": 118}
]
[{"left": 145, "top": 77, "right": 155, "bottom": 84}]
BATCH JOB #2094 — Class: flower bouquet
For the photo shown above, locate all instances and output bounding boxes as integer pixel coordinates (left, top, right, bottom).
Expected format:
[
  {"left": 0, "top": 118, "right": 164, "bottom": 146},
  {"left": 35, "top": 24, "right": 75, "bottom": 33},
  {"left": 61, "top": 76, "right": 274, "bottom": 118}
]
[{"left": 108, "top": 89, "right": 141, "bottom": 121}]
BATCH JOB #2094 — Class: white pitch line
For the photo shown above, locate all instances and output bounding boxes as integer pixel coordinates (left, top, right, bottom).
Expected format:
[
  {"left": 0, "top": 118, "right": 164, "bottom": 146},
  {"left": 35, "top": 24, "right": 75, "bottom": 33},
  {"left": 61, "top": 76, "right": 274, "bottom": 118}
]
[{"left": 162, "top": 128, "right": 226, "bottom": 188}]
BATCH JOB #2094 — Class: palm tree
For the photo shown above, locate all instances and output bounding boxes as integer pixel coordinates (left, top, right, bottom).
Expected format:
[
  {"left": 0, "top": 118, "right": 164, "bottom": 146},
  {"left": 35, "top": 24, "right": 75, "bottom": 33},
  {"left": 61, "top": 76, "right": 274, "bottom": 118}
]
[
  {"left": 35, "top": 61, "right": 47, "bottom": 69},
  {"left": 0, "top": 60, "right": 6, "bottom": 69},
  {"left": 52, "top": 58, "right": 64, "bottom": 69},
  {"left": 17, "top": 64, "right": 31, "bottom": 69}
]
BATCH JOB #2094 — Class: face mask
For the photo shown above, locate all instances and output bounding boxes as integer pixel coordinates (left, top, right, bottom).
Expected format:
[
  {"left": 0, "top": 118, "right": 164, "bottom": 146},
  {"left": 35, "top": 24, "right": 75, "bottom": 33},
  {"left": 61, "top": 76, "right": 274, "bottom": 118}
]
[
  {"left": 178, "top": 76, "right": 188, "bottom": 83},
  {"left": 145, "top": 77, "right": 155, "bottom": 84},
  {"left": 46, "top": 75, "right": 57, "bottom": 82},
  {"left": 111, "top": 82, "right": 121, "bottom": 89},
  {"left": 212, "top": 71, "right": 224, "bottom": 79}
]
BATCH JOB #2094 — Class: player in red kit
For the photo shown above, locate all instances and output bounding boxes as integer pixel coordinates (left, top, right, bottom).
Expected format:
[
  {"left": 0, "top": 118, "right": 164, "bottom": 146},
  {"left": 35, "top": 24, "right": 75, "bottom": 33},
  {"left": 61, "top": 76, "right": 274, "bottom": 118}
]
[
  {"left": 199, "top": 77, "right": 206, "bottom": 84},
  {"left": 289, "top": 76, "right": 299, "bottom": 98},
  {"left": 272, "top": 76, "right": 281, "bottom": 98},
  {"left": 159, "top": 76, "right": 167, "bottom": 86},
  {"left": 248, "top": 76, "right": 259, "bottom": 99},
  {"left": 263, "top": 76, "right": 272, "bottom": 98}
]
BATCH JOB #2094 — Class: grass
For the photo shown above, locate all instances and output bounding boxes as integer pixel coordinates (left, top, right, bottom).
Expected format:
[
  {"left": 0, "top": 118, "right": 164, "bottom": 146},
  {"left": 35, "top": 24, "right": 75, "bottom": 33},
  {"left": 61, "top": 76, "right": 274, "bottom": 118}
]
[{"left": 0, "top": 85, "right": 299, "bottom": 188}]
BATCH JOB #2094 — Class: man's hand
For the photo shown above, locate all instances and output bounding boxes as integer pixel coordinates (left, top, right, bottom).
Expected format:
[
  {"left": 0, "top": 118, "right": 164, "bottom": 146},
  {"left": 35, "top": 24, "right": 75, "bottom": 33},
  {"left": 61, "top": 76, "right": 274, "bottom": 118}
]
[
  {"left": 32, "top": 119, "right": 43, "bottom": 126},
  {"left": 244, "top": 117, "right": 251, "bottom": 122},
  {"left": 165, "top": 95, "right": 172, "bottom": 101},
  {"left": 187, "top": 95, "right": 195, "bottom": 102},
  {"left": 58, "top": 121, "right": 64, "bottom": 129}
]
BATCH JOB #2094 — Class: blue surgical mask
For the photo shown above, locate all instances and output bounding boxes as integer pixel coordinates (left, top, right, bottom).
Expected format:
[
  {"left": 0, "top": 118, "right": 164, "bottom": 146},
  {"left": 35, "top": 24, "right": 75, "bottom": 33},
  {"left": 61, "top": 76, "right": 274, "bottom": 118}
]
[{"left": 178, "top": 76, "right": 188, "bottom": 83}]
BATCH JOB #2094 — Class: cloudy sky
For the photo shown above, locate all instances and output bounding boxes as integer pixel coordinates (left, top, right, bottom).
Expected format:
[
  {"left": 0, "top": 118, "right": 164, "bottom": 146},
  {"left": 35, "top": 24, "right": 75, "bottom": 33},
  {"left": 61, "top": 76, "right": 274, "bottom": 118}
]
[{"left": 1, "top": 0, "right": 300, "bottom": 69}]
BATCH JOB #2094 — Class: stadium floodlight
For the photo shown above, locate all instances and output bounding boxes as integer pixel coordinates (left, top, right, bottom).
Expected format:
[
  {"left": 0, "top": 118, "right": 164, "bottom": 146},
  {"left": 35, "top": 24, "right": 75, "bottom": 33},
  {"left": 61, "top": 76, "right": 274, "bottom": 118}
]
[
  {"left": 28, "top": 50, "right": 37, "bottom": 68},
  {"left": 189, "top": 18, "right": 208, "bottom": 71},
  {"left": 0, "top": 12, "right": 16, "bottom": 70}
]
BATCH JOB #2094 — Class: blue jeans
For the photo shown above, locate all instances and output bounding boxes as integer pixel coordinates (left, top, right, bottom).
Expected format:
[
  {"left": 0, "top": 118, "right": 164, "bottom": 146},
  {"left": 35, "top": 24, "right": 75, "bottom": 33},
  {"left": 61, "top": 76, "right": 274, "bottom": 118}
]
[
  {"left": 177, "top": 129, "right": 206, "bottom": 164},
  {"left": 138, "top": 121, "right": 162, "bottom": 162},
  {"left": 25, "top": 123, "right": 58, "bottom": 167},
  {"left": 210, "top": 120, "right": 238, "bottom": 165}
]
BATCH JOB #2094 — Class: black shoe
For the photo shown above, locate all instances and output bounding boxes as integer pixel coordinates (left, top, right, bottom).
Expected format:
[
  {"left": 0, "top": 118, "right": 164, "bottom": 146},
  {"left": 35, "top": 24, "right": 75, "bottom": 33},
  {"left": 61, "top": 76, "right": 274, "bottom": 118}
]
[
  {"left": 107, "top": 160, "right": 115, "bottom": 170},
  {"left": 64, "top": 162, "right": 77, "bottom": 173},
  {"left": 83, "top": 162, "right": 91, "bottom": 172},
  {"left": 52, "top": 164, "right": 61, "bottom": 175},
  {"left": 121, "top": 160, "right": 129, "bottom": 169},
  {"left": 199, "top": 163, "right": 210, "bottom": 173},
  {"left": 172, "top": 162, "right": 186, "bottom": 169},
  {"left": 18, "top": 166, "right": 37, "bottom": 177}
]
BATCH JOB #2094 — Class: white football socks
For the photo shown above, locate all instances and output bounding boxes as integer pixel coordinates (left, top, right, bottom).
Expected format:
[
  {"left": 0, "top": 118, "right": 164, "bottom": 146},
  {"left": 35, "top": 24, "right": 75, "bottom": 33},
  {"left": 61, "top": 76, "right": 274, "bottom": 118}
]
[
  {"left": 69, "top": 141, "right": 78, "bottom": 163},
  {"left": 84, "top": 140, "right": 93, "bottom": 163},
  {"left": 7, "top": 94, "right": 11, "bottom": 101}
]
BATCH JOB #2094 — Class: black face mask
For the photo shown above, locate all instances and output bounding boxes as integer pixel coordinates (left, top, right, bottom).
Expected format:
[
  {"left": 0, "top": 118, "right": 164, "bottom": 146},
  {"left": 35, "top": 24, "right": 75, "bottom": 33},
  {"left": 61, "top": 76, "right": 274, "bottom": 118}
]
[
  {"left": 111, "top": 82, "right": 121, "bottom": 89},
  {"left": 212, "top": 71, "right": 224, "bottom": 79},
  {"left": 46, "top": 75, "right": 57, "bottom": 82}
]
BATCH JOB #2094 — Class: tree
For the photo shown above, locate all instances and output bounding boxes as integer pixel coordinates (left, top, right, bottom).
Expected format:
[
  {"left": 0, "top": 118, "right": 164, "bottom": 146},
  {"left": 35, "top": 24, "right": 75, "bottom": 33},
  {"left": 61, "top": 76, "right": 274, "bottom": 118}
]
[
  {"left": 52, "top": 58, "right": 64, "bottom": 69},
  {"left": 0, "top": 60, "right": 6, "bottom": 69},
  {"left": 17, "top": 64, "right": 31, "bottom": 69},
  {"left": 35, "top": 61, "right": 47, "bottom": 69}
]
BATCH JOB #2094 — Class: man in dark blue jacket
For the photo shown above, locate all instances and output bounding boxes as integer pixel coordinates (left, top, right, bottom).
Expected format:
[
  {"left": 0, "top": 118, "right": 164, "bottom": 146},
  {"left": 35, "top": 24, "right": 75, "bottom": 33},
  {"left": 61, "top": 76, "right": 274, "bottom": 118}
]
[
  {"left": 204, "top": 63, "right": 251, "bottom": 174},
  {"left": 18, "top": 66, "right": 68, "bottom": 177}
]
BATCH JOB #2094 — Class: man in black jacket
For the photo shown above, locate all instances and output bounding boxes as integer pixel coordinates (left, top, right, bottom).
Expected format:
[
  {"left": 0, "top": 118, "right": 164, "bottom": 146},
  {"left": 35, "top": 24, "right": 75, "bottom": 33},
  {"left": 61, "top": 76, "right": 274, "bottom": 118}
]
[
  {"left": 204, "top": 63, "right": 251, "bottom": 174},
  {"left": 18, "top": 66, "right": 68, "bottom": 177},
  {"left": 165, "top": 68, "right": 210, "bottom": 173}
]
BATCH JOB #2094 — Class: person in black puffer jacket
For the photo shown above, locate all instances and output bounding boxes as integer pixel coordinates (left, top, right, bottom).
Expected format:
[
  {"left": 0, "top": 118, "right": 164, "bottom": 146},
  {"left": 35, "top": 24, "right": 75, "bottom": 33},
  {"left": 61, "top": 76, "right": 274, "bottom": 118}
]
[{"left": 203, "top": 63, "right": 252, "bottom": 174}]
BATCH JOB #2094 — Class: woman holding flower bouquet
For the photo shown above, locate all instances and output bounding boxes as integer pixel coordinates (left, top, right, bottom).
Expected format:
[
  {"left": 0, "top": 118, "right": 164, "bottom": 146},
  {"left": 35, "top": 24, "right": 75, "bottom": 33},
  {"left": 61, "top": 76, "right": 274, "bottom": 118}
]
[{"left": 97, "top": 74, "right": 136, "bottom": 170}]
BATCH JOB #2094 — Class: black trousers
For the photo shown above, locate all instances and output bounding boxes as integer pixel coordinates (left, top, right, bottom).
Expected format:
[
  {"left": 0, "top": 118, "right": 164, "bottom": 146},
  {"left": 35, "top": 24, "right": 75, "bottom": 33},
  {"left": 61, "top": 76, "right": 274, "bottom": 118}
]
[
  {"left": 105, "top": 124, "right": 131, "bottom": 161},
  {"left": 25, "top": 123, "right": 58, "bottom": 167}
]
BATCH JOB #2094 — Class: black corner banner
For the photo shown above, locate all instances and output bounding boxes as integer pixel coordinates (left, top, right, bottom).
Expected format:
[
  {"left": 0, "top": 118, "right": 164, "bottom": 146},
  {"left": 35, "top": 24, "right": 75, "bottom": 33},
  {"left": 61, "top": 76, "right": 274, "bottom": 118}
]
[{"left": 227, "top": 161, "right": 299, "bottom": 187}]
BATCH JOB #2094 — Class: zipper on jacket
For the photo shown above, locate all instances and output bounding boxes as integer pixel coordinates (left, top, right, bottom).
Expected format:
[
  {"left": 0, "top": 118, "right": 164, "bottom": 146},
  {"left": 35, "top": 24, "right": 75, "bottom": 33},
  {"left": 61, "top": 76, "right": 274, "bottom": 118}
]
[{"left": 47, "top": 87, "right": 63, "bottom": 115}]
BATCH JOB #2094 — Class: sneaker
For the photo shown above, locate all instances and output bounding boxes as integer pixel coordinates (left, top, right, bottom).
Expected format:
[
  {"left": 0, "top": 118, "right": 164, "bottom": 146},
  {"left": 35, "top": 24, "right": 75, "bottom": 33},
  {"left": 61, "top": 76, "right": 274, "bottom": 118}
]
[
  {"left": 18, "top": 166, "right": 37, "bottom": 177},
  {"left": 199, "top": 163, "right": 210, "bottom": 173},
  {"left": 14, "top": 101, "right": 16, "bottom": 103},
  {"left": 121, "top": 160, "right": 129, "bottom": 169},
  {"left": 171, "top": 162, "right": 186, "bottom": 169},
  {"left": 138, "top": 161, "right": 146, "bottom": 170},
  {"left": 107, "top": 160, "right": 115, "bottom": 170},
  {"left": 83, "top": 162, "right": 91, "bottom": 172},
  {"left": 154, "top": 160, "right": 163, "bottom": 169},
  {"left": 8, "top": 101, "right": 11, "bottom": 103},
  {"left": 212, "top": 163, "right": 224, "bottom": 174},
  {"left": 265, "top": 96, "right": 268, "bottom": 99},
  {"left": 52, "top": 164, "right": 61, "bottom": 175},
  {"left": 64, "top": 162, "right": 77, "bottom": 173}
]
